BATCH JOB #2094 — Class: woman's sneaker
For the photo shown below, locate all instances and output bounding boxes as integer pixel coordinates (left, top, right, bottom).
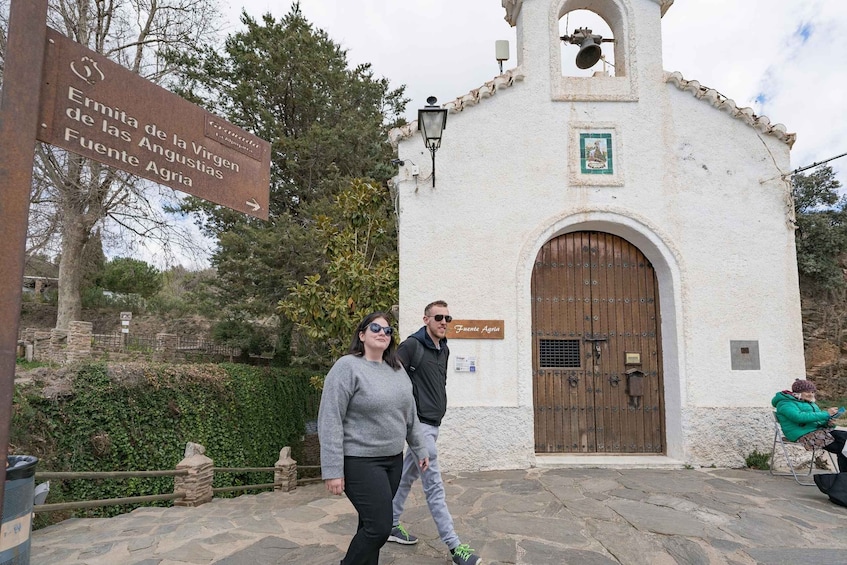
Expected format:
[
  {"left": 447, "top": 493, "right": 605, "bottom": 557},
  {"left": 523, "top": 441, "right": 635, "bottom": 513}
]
[
  {"left": 387, "top": 524, "right": 418, "bottom": 545},
  {"left": 451, "top": 543, "right": 482, "bottom": 565}
]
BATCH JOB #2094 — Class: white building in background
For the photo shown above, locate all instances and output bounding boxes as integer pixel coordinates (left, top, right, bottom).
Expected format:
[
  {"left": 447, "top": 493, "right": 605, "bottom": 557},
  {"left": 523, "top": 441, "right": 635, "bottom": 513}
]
[{"left": 390, "top": 0, "right": 803, "bottom": 471}]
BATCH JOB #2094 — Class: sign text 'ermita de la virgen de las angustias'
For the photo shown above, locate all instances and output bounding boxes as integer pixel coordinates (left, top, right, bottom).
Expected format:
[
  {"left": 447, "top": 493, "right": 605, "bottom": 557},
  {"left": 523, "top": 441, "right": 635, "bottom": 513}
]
[{"left": 37, "top": 27, "right": 270, "bottom": 219}]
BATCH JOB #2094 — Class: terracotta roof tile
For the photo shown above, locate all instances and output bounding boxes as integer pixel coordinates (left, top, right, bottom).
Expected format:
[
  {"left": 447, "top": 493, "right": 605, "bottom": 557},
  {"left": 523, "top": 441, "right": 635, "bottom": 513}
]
[
  {"left": 665, "top": 71, "right": 796, "bottom": 147},
  {"left": 389, "top": 67, "right": 794, "bottom": 149},
  {"left": 389, "top": 68, "right": 526, "bottom": 146}
]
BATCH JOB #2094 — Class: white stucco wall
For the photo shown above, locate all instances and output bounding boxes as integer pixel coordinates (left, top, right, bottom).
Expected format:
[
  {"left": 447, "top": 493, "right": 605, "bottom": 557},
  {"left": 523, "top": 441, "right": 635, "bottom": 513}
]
[{"left": 393, "top": 0, "right": 804, "bottom": 471}]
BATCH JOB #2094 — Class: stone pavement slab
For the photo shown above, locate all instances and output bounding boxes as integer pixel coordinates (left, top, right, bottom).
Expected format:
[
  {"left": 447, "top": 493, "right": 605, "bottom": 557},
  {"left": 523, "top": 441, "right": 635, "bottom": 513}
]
[{"left": 31, "top": 467, "right": 847, "bottom": 564}]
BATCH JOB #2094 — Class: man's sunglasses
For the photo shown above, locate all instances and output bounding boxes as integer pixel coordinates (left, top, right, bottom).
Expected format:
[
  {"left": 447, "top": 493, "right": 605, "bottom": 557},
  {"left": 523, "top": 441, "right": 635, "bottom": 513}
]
[
  {"left": 429, "top": 314, "right": 453, "bottom": 323},
  {"left": 367, "top": 322, "right": 394, "bottom": 336}
]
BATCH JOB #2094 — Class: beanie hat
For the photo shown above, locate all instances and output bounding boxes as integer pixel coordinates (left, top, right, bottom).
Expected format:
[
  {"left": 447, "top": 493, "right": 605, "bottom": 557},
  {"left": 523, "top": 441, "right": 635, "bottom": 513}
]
[{"left": 791, "top": 379, "right": 816, "bottom": 393}]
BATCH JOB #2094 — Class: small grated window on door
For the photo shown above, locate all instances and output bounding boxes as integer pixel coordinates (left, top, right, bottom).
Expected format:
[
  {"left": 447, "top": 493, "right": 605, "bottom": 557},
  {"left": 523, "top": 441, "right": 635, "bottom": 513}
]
[{"left": 539, "top": 339, "right": 581, "bottom": 368}]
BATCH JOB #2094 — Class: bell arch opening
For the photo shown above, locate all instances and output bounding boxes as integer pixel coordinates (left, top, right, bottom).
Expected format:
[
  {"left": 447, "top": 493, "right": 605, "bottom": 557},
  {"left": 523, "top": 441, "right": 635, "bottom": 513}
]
[
  {"left": 550, "top": 0, "right": 635, "bottom": 101},
  {"left": 558, "top": 9, "right": 617, "bottom": 77}
]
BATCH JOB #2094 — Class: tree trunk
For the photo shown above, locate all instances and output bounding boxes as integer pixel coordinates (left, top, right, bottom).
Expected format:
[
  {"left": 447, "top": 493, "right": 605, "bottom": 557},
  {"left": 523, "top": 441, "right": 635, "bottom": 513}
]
[
  {"left": 55, "top": 219, "right": 89, "bottom": 329},
  {"left": 25, "top": 1, "right": 222, "bottom": 329}
]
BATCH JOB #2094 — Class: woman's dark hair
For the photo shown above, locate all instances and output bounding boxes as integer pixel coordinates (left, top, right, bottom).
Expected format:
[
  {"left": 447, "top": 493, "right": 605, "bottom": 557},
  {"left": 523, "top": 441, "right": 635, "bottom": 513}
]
[{"left": 348, "top": 311, "right": 401, "bottom": 369}]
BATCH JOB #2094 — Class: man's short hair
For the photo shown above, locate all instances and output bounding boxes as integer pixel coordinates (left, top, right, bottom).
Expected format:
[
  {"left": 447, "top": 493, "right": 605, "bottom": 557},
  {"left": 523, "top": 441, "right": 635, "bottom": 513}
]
[{"left": 424, "top": 300, "right": 448, "bottom": 316}]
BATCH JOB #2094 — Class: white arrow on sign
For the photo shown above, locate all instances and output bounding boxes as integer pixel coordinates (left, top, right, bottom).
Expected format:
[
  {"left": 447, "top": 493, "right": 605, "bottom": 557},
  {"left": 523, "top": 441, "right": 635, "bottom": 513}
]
[{"left": 246, "top": 198, "right": 261, "bottom": 212}]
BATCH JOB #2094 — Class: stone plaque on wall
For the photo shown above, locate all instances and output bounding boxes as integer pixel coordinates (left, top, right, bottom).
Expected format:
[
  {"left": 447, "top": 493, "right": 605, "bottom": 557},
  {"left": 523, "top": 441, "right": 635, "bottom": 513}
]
[{"left": 730, "top": 340, "right": 760, "bottom": 370}]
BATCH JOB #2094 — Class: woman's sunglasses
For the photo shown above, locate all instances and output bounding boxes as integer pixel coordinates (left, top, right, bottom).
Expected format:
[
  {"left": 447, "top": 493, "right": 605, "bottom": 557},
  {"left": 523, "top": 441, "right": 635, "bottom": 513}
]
[
  {"left": 367, "top": 322, "right": 394, "bottom": 336},
  {"left": 429, "top": 314, "right": 453, "bottom": 323}
]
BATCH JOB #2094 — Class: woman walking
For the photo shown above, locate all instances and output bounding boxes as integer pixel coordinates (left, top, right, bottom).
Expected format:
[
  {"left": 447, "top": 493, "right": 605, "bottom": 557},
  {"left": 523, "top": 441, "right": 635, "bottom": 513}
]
[{"left": 318, "top": 312, "right": 429, "bottom": 565}]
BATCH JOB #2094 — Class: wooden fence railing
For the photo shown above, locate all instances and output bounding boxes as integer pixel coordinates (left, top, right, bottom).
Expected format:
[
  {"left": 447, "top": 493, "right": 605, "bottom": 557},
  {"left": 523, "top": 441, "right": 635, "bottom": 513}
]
[{"left": 32, "top": 444, "right": 317, "bottom": 513}]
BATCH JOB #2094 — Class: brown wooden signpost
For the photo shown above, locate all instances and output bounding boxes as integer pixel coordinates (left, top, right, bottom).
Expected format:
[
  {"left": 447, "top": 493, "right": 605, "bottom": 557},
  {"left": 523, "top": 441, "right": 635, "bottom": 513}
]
[
  {"left": 38, "top": 27, "right": 270, "bottom": 219},
  {"left": 0, "top": 0, "right": 271, "bottom": 517}
]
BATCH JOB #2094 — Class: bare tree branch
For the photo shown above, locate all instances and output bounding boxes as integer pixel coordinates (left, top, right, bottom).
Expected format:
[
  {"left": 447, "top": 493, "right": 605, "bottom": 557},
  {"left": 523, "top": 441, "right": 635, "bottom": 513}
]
[{"left": 0, "top": 0, "right": 223, "bottom": 328}]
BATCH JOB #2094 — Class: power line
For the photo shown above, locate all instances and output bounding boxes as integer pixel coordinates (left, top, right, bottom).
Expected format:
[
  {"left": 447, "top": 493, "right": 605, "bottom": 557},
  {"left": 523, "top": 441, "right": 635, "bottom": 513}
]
[{"left": 788, "top": 151, "right": 847, "bottom": 177}]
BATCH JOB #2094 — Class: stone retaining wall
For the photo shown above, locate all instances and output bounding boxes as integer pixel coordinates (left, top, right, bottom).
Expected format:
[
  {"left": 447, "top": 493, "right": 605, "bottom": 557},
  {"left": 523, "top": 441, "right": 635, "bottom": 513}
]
[{"left": 20, "top": 323, "right": 236, "bottom": 365}]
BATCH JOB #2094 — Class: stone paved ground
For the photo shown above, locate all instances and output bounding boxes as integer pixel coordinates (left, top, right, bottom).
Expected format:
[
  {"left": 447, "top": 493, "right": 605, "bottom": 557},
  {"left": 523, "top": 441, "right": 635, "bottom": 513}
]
[{"left": 31, "top": 467, "right": 847, "bottom": 564}]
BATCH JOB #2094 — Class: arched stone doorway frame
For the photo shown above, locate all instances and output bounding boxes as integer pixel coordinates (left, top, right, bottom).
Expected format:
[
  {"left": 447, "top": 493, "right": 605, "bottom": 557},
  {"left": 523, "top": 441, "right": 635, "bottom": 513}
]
[{"left": 517, "top": 209, "right": 687, "bottom": 462}]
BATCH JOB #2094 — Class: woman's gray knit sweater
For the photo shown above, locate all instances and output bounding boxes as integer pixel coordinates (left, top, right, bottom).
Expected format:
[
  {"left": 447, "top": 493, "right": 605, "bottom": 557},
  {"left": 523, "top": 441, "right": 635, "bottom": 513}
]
[{"left": 318, "top": 354, "right": 429, "bottom": 479}]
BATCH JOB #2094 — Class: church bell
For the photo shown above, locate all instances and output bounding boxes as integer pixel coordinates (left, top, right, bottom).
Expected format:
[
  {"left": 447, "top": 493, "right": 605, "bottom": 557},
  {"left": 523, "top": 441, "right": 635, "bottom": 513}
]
[{"left": 575, "top": 36, "right": 603, "bottom": 69}]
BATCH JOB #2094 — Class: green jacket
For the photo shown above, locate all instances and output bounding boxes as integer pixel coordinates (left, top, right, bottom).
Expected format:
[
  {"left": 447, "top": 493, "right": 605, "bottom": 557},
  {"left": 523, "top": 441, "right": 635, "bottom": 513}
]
[{"left": 771, "top": 391, "right": 831, "bottom": 441}]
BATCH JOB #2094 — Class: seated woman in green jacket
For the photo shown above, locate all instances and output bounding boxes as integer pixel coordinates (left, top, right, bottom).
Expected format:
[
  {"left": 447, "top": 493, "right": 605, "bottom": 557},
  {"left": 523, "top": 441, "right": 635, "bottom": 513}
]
[{"left": 772, "top": 379, "right": 846, "bottom": 472}]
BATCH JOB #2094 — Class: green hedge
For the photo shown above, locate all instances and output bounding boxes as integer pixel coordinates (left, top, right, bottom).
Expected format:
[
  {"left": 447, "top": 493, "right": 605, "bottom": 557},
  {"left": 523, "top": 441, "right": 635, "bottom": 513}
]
[{"left": 11, "top": 362, "right": 322, "bottom": 526}]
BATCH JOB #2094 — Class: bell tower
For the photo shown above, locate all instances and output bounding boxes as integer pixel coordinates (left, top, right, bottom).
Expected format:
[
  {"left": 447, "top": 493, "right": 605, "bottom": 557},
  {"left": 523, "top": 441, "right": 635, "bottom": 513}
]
[{"left": 503, "top": 0, "right": 673, "bottom": 101}]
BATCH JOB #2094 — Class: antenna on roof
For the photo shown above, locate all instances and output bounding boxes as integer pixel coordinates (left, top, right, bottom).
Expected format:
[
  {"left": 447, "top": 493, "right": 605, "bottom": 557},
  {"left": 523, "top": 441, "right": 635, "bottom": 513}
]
[{"left": 495, "top": 40, "right": 509, "bottom": 74}]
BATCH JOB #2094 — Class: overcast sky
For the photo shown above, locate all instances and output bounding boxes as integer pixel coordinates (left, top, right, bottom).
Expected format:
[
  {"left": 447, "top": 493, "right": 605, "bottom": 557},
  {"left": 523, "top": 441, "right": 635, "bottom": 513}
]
[
  {"left": 222, "top": 0, "right": 847, "bottom": 188},
  {"left": 151, "top": 0, "right": 846, "bottom": 268}
]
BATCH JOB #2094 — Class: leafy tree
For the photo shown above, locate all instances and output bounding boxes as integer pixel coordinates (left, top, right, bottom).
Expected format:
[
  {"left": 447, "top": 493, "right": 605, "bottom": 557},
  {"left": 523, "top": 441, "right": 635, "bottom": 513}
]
[
  {"left": 279, "top": 179, "right": 398, "bottom": 365},
  {"left": 167, "top": 5, "right": 406, "bottom": 363},
  {"left": 211, "top": 319, "right": 278, "bottom": 363},
  {"left": 0, "top": 0, "right": 222, "bottom": 329},
  {"left": 100, "top": 257, "right": 163, "bottom": 298},
  {"left": 146, "top": 266, "right": 213, "bottom": 317},
  {"left": 169, "top": 5, "right": 405, "bottom": 224},
  {"left": 189, "top": 216, "right": 319, "bottom": 363},
  {"left": 792, "top": 165, "right": 847, "bottom": 290}
]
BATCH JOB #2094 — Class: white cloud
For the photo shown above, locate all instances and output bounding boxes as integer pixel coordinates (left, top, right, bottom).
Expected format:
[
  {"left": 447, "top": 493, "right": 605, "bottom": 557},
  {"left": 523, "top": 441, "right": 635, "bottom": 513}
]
[
  {"left": 662, "top": 0, "right": 847, "bottom": 185},
  {"left": 224, "top": 0, "right": 847, "bottom": 190}
]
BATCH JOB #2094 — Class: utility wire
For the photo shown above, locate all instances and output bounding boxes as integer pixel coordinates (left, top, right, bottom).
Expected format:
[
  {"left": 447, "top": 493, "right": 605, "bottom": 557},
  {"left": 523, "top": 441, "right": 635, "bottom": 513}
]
[{"left": 787, "top": 151, "right": 847, "bottom": 177}]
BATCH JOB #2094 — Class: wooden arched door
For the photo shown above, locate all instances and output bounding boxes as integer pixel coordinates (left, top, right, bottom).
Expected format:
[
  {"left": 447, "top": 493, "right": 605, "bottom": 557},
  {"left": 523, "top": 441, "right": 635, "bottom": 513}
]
[{"left": 531, "top": 232, "right": 665, "bottom": 454}]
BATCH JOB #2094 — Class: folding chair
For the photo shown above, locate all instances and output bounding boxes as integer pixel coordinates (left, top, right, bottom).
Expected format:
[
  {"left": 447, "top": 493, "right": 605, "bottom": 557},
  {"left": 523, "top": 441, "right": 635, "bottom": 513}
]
[{"left": 770, "top": 412, "right": 837, "bottom": 485}]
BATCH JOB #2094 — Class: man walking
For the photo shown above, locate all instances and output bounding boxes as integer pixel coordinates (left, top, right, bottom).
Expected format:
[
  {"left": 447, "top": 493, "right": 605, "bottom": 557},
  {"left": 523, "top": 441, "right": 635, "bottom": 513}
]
[{"left": 388, "top": 300, "right": 482, "bottom": 565}]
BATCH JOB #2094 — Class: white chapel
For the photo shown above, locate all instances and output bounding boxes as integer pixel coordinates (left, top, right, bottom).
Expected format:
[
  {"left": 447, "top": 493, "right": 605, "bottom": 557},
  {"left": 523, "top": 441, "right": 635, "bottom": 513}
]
[{"left": 391, "top": 0, "right": 803, "bottom": 470}]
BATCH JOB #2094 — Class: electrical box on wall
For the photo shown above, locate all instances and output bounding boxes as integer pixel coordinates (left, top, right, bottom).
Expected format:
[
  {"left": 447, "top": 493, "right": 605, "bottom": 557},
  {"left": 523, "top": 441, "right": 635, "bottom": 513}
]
[{"left": 730, "top": 340, "right": 760, "bottom": 370}]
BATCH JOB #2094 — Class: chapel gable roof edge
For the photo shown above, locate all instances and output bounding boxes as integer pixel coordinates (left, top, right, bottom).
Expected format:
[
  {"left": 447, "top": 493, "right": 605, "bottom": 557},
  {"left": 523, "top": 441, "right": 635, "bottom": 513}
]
[
  {"left": 665, "top": 70, "right": 796, "bottom": 148},
  {"left": 388, "top": 67, "right": 526, "bottom": 147}
]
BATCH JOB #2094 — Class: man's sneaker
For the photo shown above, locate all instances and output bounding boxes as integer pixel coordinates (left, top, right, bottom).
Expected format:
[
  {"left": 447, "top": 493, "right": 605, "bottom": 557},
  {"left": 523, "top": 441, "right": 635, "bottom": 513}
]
[
  {"left": 451, "top": 544, "right": 482, "bottom": 565},
  {"left": 387, "top": 524, "right": 418, "bottom": 545}
]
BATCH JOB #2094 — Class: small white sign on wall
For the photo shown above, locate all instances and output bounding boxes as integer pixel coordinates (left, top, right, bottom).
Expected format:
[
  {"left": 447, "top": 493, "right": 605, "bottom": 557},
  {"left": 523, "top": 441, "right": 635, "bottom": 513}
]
[{"left": 455, "top": 356, "right": 477, "bottom": 373}]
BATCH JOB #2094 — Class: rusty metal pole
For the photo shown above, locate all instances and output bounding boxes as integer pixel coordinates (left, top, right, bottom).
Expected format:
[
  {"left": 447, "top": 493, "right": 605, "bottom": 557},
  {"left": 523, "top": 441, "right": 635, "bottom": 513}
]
[{"left": 0, "top": 0, "right": 49, "bottom": 518}]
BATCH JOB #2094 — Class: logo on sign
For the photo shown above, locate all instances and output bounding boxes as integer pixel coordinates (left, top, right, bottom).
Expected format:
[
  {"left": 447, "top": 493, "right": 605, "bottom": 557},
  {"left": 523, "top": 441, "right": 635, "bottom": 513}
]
[{"left": 70, "top": 56, "right": 104, "bottom": 85}]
